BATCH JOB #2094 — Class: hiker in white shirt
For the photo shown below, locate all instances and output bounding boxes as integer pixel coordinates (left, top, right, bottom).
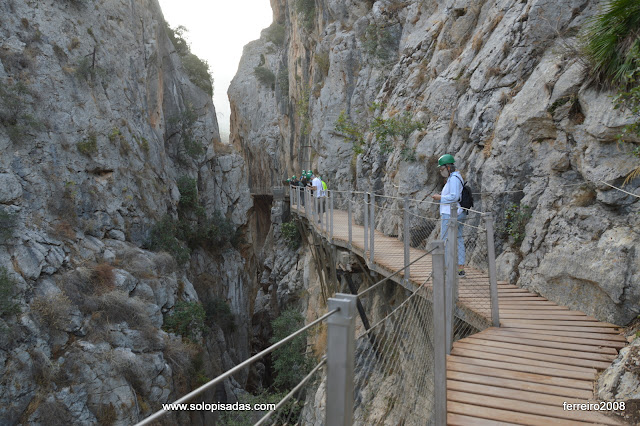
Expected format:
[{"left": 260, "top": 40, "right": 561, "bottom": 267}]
[
  {"left": 430, "top": 154, "right": 467, "bottom": 277},
  {"left": 310, "top": 172, "right": 325, "bottom": 221}
]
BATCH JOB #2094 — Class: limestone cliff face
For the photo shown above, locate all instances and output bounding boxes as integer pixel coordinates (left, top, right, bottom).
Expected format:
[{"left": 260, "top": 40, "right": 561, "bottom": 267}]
[
  {"left": 0, "top": 0, "right": 255, "bottom": 423},
  {"left": 230, "top": 0, "right": 639, "bottom": 325}
]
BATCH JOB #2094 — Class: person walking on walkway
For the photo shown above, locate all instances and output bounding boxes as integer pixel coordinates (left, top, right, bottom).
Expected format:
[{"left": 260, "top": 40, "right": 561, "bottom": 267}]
[
  {"left": 430, "top": 154, "right": 467, "bottom": 277},
  {"left": 310, "top": 172, "right": 325, "bottom": 222}
]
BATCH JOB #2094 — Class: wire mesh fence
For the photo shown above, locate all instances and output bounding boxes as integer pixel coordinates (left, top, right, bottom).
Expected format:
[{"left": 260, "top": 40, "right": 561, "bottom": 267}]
[
  {"left": 252, "top": 359, "right": 327, "bottom": 426},
  {"left": 352, "top": 280, "right": 436, "bottom": 425},
  {"left": 455, "top": 213, "right": 493, "bottom": 325}
]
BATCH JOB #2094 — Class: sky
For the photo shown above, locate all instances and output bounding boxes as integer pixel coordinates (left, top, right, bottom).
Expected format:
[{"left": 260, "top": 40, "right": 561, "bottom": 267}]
[{"left": 157, "top": 0, "right": 273, "bottom": 141}]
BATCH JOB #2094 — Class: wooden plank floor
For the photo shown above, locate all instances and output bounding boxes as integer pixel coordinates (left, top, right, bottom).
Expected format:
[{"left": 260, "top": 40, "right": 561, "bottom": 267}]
[{"left": 293, "top": 204, "right": 625, "bottom": 425}]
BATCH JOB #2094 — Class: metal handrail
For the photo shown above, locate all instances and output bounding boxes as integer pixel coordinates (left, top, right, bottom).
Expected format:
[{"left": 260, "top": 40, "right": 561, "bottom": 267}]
[{"left": 135, "top": 308, "right": 340, "bottom": 426}]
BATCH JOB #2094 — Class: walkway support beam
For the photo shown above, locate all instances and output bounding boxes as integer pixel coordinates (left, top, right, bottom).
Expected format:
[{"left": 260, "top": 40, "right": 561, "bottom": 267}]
[
  {"left": 369, "top": 192, "right": 375, "bottom": 264},
  {"left": 326, "top": 293, "right": 357, "bottom": 426},
  {"left": 348, "top": 194, "right": 352, "bottom": 250},
  {"left": 330, "top": 190, "right": 334, "bottom": 242},
  {"left": 403, "top": 196, "right": 410, "bottom": 286},
  {"left": 429, "top": 240, "right": 447, "bottom": 426},
  {"left": 364, "top": 192, "right": 369, "bottom": 254},
  {"left": 484, "top": 213, "right": 500, "bottom": 327},
  {"left": 445, "top": 203, "right": 458, "bottom": 354}
]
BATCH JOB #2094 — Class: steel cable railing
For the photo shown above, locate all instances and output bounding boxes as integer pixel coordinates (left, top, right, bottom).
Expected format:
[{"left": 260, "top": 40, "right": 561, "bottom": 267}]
[
  {"left": 135, "top": 309, "right": 339, "bottom": 426},
  {"left": 352, "top": 275, "right": 437, "bottom": 424}
]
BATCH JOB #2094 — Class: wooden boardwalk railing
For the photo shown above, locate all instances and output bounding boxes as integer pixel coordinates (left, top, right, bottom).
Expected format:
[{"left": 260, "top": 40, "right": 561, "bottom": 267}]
[{"left": 294, "top": 200, "right": 625, "bottom": 425}]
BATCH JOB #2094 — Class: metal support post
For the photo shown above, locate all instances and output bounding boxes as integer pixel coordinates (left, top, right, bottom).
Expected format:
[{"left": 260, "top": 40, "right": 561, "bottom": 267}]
[
  {"left": 403, "top": 196, "right": 410, "bottom": 285},
  {"left": 364, "top": 192, "right": 369, "bottom": 254},
  {"left": 297, "top": 186, "right": 301, "bottom": 213},
  {"left": 326, "top": 293, "right": 357, "bottom": 426},
  {"left": 369, "top": 193, "right": 375, "bottom": 264},
  {"left": 445, "top": 203, "right": 458, "bottom": 354},
  {"left": 347, "top": 195, "right": 352, "bottom": 250},
  {"left": 314, "top": 192, "right": 318, "bottom": 226},
  {"left": 330, "top": 191, "right": 334, "bottom": 242},
  {"left": 318, "top": 193, "right": 323, "bottom": 231},
  {"left": 484, "top": 213, "right": 500, "bottom": 327},
  {"left": 428, "top": 240, "right": 447, "bottom": 426}
]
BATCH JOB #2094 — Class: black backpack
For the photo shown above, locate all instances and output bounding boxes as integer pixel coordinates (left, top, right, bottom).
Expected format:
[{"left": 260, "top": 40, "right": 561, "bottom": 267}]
[{"left": 454, "top": 175, "right": 474, "bottom": 209}]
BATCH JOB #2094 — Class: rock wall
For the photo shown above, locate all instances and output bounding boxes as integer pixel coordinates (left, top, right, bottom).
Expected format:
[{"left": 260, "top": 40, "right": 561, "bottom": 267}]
[
  {"left": 0, "top": 0, "right": 255, "bottom": 423},
  {"left": 229, "top": 0, "right": 639, "bottom": 326}
]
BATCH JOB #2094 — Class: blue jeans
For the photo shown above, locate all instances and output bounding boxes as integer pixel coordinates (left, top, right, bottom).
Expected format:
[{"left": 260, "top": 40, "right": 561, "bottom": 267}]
[{"left": 441, "top": 212, "right": 466, "bottom": 267}]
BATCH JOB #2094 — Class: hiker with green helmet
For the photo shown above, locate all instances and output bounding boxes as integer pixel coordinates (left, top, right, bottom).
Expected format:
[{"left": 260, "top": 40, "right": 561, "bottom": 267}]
[
  {"left": 431, "top": 154, "right": 467, "bottom": 277},
  {"left": 309, "top": 171, "right": 326, "bottom": 221}
]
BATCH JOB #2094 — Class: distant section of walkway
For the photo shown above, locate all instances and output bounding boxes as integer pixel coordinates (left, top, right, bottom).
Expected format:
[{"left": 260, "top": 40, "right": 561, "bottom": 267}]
[{"left": 296, "top": 201, "right": 625, "bottom": 425}]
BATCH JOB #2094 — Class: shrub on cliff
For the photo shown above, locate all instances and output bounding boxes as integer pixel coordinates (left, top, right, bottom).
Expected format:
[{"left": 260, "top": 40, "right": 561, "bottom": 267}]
[
  {"left": 149, "top": 215, "right": 191, "bottom": 266},
  {"left": 265, "top": 22, "right": 286, "bottom": 46},
  {"left": 582, "top": 0, "right": 640, "bottom": 87},
  {"left": 582, "top": 0, "right": 640, "bottom": 184},
  {"left": 165, "top": 23, "right": 213, "bottom": 97},
  {"left": 254, "top": 66, "right": 276, "bottom": 88},
  {"left": 164, "top": 301, "right": 206, "bottom": 342},
  {"left": 295, "top": 0, "right": 315, "bottom": 31},
  {"left": 270, "top": 308, "right": 312, "bottom": 391},
  {"left": 281, "top": 221, "right": 300, "bottom": 249}
]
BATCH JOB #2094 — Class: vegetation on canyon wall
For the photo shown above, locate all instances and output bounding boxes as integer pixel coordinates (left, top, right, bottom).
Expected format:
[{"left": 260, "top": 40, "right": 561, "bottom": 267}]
[{"left": 582, "top": 0, "right": 640, "bottom": 183}]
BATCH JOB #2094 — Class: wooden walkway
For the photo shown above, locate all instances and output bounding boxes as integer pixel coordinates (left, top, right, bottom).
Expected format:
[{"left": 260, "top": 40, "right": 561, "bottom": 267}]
[{"left": 294, "top": 203, "right": 626, "bottom": 425}]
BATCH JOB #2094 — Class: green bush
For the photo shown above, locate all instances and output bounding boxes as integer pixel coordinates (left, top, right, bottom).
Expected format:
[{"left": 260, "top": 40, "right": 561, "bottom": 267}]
[
  {"left": 400, "top": 146, "right": 417, "bottom": 162},
  {"left": 362, "top": 24, "right": 395, "bottom": 62},
  {"left": 149, "top": 215, "right": 191, "bottom": 266},
  {"left": 0, "top": 209, "right": 17, "bottom": 243},
  {"left": 295, "top": 0, "right": 316, "bottom": 30},
  {"left": 582, "top": 1, "right": 640, "bottom": 184},
  {"left": 270, "top": 309, "right": 311, "bottom": 390},
  {"left": 265, "top": 23, "right": 286, "bottom": 46},
  {"left": 177, "top": 176, "right": 199, "bottom": 212},
  {"left": 335, "top": 110, "right": 366, "bottom": 154},
  {"left": 0, "top": 79, "right": 41, "bottom": 144},
  {"left": 204, "top": 297, "right": 235, "bottom": 333},
  {"left": 165, "top": 23, "right": 213, "bottom": 96},
  {"left": 195, "top": 211, "right": 236, "bottom": 249},
  {"left": 0, "top": 267, "right": 19, "bottom": 317},
  {"left": 503, "top": 203, "right": 532, "bottom": 246},
  {"left": 371, "top": 111, "right": 423, "bottom": 154},
  {"left": 76, "top": 131, "right": 98, "bottom": 155},
  {"left": 182, "top": 53, "right": 213, "bottom": 97},
  {"left": 281, "top": 221, "right": 301, "bottom": 249},
  {"left": 168, "top": 104, "right": 206, "bottom": 159},
  {"left": 254, "top": 66, "right": 276, "bottom": 88},
  {"left": 277, "top": 68, "right": 289, "bottom": 98},
  {"left": 164, "top": 301, "right": 206, "bottom": 342},
  {"left": 582, "top": 0, "right": 640, "bottom": 87},
  {"left": 75, "top": 56, "right": 106, "bottom": 83}
]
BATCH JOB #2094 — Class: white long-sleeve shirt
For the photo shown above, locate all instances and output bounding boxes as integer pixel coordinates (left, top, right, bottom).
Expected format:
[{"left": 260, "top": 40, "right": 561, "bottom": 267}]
[
  {"left": 439, "top": 171, "right": 463, "bottom": 215},
  {"left": 311, "top": 177, "right": 324, "bottom": 197}
]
